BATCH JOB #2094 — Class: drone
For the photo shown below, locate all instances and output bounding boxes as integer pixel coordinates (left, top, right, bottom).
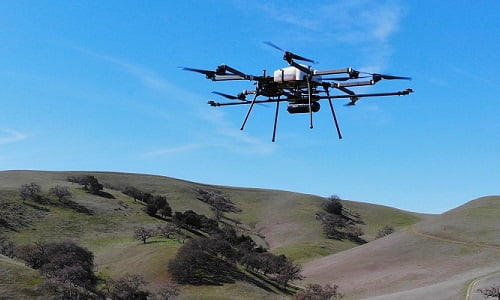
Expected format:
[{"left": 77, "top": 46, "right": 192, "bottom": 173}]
[{"left": 183, "top": 42, "right": 413, "bottom": 142}]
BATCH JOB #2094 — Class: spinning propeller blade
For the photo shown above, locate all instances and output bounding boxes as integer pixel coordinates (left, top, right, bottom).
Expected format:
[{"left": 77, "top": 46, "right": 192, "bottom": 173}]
[
  {"left": 264, "top": 41, "right": 317, "bottom": 64},
  {"left": 212, "top": 91, "right": 246, "bottom": 101},
  {"left": 182, "top": 67, "right": 216, "bottom": 77},
  {"left": 263, "top": 41, "right": 284, "bottom": 52},
  {"left": 212, "top": 91, "right": 237, "bottom": 100},
  {"left": 360, "top": 72, "right": 411, "bottom": 80}
]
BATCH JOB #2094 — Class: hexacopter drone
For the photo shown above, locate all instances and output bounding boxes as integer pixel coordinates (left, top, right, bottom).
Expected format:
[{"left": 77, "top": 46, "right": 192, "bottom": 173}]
[{"left": 184, "top": 42, "right": 413, "bottom": 142}]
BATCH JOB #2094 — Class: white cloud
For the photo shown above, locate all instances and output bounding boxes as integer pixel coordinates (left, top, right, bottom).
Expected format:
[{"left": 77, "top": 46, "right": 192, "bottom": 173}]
[
  {"left": 0, "top": 129, "right": 27, "bottom": 145},
  {"left": 253, "top": 0, "right": 406, "bottom": 70},
  {"left": 142, "top": 143, "right": 201, "bottom": 157}
]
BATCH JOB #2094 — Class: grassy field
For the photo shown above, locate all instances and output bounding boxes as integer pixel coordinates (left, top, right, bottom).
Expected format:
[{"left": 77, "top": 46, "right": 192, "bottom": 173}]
[{"left": 2, "top": 170, "right": 496, "bottom": 299}]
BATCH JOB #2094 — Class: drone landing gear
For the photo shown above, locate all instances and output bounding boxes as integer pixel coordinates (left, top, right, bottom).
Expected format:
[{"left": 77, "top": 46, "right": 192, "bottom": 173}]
[
  {"left": 240, "top": 93, "right": 259, "bottom": 131},
  {"left": 307, "top": 76, "right": 314, "bottom": 129},
  {"left": 272, "top": 97, "right": 280, "bottom": 142},
  {"left": 325, "top": 87, "right": 343, "bottom": 139}
]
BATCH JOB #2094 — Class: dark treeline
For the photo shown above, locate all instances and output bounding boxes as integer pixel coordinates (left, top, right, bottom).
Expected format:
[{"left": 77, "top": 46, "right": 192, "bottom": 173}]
[{"left": 168, "top": 223, "right": 302, "bottom": 288}]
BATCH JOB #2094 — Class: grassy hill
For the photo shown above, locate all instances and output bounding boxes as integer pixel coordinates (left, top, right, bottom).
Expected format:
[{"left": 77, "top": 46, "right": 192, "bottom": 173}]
[
  {"left": 302, "top": 196, "right": 500, "bottom": 300},
  {"left": 1, "top": 170, "right": 494, "bottom": 299}
]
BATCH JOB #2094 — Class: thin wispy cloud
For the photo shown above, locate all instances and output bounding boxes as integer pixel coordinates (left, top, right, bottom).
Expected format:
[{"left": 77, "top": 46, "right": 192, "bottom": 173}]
[
  {"left": 142, "top": 143, "right": 201, "bottom": 158},
  {"left": 0, "top": 129, "right": 27, "bottom": 145},
  {"left": 199, "top": 109, "right": 277, "bottom": 154},
  {"left": 74, "top": 47, "right": 197, "bottom": 99},
  {"left": 75, "top": 47, "right": 276, "bottom": 155},
  {"left": 254, "top": 0, "right": 405, "bottom": 71}
]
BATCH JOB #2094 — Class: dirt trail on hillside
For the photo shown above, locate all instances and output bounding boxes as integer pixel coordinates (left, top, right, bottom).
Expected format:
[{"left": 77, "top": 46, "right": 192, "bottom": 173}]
[
  {"left": 301, "top": 228, "right": 500, "bottom": 300},
  {"left": 411, "top": 225, "right": 500, "bottom": 249}
]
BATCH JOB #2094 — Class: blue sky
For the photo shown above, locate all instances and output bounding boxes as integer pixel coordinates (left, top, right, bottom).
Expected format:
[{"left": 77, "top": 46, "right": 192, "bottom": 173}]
[{"left": 1, "top": 1, "right": 499, "bottom": 213}]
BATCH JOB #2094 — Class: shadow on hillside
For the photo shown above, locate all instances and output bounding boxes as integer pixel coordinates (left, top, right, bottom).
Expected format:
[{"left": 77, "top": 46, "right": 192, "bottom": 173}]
[
  {"left": 23, "top": 201, "right": 51, "bottom": 212},
  {"left": 90, "top": 190, "right": 115, "bottom": 199},
  {"left": 23, "top": 197, "right": 94, "bottom": 216},
  {"left": 59, "top": 200, "right": 95, "bottom": 215},
  {"left": 247, "top": 270, "right": 295, "bottom": 295},
  {"left": 184, "top": 261, "right": 276, "bottom": 293}
]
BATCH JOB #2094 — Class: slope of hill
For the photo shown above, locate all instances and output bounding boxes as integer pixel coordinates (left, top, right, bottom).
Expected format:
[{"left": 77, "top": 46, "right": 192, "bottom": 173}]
[
  {"left": 301, "top": 196, "right": 500, "bottom": 300},
  {"left": 4, "top": 170, "right": 491, "bottom": 299},
  {"left": 0, "top": 254, "right": 46, "bottom": 299}
]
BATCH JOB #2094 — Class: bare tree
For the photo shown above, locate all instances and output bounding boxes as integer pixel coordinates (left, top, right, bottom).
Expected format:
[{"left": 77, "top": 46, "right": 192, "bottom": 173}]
[
  {"left": 157, "top": 223, "right": 181, "bottom": 239},
  {"left": 108, "top": 274, "right": 150, "bottom": 299},
  {"left": 275, "top": 257, "right": 303, "bottom": 288},
  {"left": 49, "top": 185, "right": 72, "bottom": 202},
  {"left": 134, "top": 226, "right": 154, "bottom": 244},
  {"left": 19, "top": 182, "right": 42, "bottom": 201},
  {"left": 478, "top": 286, "right": 500, "bottom": 300}
]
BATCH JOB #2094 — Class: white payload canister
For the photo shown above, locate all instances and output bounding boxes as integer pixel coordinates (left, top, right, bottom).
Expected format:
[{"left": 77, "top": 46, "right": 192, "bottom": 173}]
[{"left": 273, "top": 66, "right": 322, "bottom": 83}]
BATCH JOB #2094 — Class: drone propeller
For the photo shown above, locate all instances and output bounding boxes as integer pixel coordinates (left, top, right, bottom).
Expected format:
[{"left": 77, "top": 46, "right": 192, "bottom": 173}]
[
  {"left": 212, "top": 91, "right": 246, "bottom": 101},
  {"left": 360, "top": 72, "right": 411, "bottom": 81},
  {"left": 182, "top": 67, "right": 216, "bottom": 78},
  {"left": 264, "top": 41, "right": 317, "bottom": 64}
]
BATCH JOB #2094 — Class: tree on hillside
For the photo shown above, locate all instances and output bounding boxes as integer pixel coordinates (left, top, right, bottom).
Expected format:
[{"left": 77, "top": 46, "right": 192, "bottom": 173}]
[
  {"left": 376, "top": 225, "right": 395, "bottom": 239},
  {"left": 318, "top": 195, "right": 365, "bottom": 243},
  {"left": 146, "top": 195, "right": 172, "bottom": 217},
  {"left": 123, "top": 186, "right": 142, "bottom": 202},
  {"left": 49, "top": 185, "right": 72, "bottom": 202},
  {"left": 478, "top": 286, "right": 500, "bottom": 300},
  {"left": 17, "top": 240, "right": 98, "bottom": 297},
  {"left": 196, "top": 188, "right": 242, "bottom": 220},
  {"left": 19, "top": 182, "right": 42, "bottom": 202},
  {"left": 172, "top": 210, "right": 202, "bottom": 230},
  {"left": 122, "top": 186, "right": 156, "bottom": 204},
  {"left": 108, "top": 274, "right": 150, "bottom": 300},
  {"left": 274, "top": 255, "right": 303, "bottom": 288},
  {"left": 168, "top": 237, "right": 238, "bottom": 284},
  {"left": 295, "top": 283, "right": 344, "bottom": 300},
  {"left": 134, "top": 226, "right": 154, "bottom": 244},
  {"left": 323, "top": 195, "right": 343, "bottom": 215},
  {"left": 157, "top": 223, "right": 181, "bottom": 239},
  {"left": 79, "top": 175, "right": 104, "bottom": 194}
]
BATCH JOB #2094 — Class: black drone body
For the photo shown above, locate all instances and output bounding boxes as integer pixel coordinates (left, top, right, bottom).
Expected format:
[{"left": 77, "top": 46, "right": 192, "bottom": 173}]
[{"left": 183, "top": 42, "right": 413, "bottom": 142}]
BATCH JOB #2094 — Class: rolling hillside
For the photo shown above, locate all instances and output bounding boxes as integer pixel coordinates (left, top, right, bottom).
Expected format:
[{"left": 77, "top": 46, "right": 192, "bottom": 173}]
[
  {"left": 302, "top": 196, "right": 500, "bottom": 300},
  {"left": 0, "top": 170, "right": 497, "bottom": 299}
]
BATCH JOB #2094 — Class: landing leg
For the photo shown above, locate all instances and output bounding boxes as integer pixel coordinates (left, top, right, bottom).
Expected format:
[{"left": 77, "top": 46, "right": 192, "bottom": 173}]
[
  {"left": 240, "top": 93, "right": 259, "bottom": 131},
  {"left": 325, "top": 87, "right": 343, "bottom": 139},
  {"left": 272, "top": 97, "right": 280, "bottom": 142},
  {"left": 307, "top": 77, "right": 313, "bottom": 129}
]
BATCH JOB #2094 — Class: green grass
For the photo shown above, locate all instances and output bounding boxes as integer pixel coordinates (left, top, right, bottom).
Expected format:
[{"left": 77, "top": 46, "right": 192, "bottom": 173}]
[
  {"left": 273, "top": 240, "right": 358, "bottom": 264},
  {"left": 0, "top": 255, "right": 47, "bottom": 299}
]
